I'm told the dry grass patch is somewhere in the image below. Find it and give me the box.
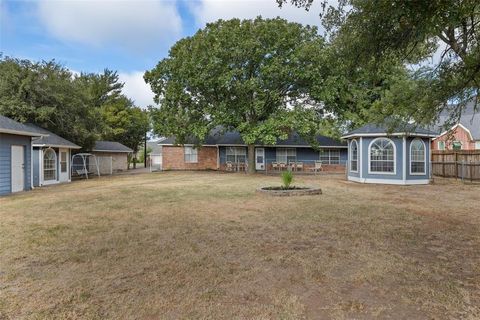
[1,172,479,319]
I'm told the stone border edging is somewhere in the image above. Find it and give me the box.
[256,186,322,196]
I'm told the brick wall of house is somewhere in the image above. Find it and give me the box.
[432,125,475,150]
[162,146,218,170]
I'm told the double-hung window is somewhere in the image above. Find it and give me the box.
[276,148,296,163]
[320,149,340,164]
[226,147,246,163]
[184,146,198,163]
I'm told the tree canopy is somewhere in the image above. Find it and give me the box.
[145,17,343,173]
[278,0,480,125]
[0,56,149,158]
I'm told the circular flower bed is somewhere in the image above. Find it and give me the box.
[256,186,322,197]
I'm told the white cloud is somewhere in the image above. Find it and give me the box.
[119,71,156,108]
[189,0,326,30]
[37,0,182,52]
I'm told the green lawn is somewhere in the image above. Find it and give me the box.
[0,172,479,319]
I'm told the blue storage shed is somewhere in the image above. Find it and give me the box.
[0,116,45,195]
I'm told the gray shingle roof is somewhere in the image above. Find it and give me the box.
[0,115,45,137]
[147,141,162,154]
[342,122,438,138]
[159,127,346,147]
[434,101,480,140]
[24,123,81,149]
[93,141,133,153]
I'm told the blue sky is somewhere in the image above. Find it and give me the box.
[0,0,324,107]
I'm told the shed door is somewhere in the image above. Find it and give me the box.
[59,149,69,182]
[11,145,25,193]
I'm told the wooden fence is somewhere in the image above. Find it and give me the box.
[431,150,480,181]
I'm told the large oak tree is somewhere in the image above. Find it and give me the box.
[145,17,334,173]
[279,0,480,124]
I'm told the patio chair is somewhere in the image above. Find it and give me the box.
[296,162,303,172]
[272,162,278,172]
[309,161,322,174]
[279,162,287,171]
[226,161,233,171]
[310,161,322,173]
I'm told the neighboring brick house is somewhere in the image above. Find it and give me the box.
[91,141,133,173]
[432,102,480,151]
[158,128,347,172]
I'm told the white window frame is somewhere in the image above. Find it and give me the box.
[226,147,247,163]
[475,141,480,150]
[43,148,57,181]
[350,139,358,172]
[368,138,396,175]
[409,138,426,175]
[437,141,446,150]
[276,148,296,163]
[60,151,68,173]
[184,146,198,163]
[320,149,341,164]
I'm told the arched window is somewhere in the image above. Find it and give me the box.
[43,148,57,181]
[369,138,395,173]
[350,140,358,172]
[410,139,426,174]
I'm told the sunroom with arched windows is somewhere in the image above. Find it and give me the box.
[342,123,437,185]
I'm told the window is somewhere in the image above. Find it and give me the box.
[60,152,67,173]
[437,141,446,150]
[350,140,358,172]
[369,138,395,173]
[320,149,340,164]
[43,148,57,181]
[226,147,246,163]
[276,148,296,163]
[452,141,462,150]
[476,141,480,150]
[184,146,198,163]
[410,139,425,174]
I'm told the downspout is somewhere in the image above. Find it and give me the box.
[402,136,407,184]
[359,137,364,182]
[30,137,34,189]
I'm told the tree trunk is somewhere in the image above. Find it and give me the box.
[247,144,255,174]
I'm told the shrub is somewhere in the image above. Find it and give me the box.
[281,170,294,189]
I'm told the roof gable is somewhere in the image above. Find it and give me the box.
[0,115,45,137]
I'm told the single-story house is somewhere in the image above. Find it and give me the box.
[90,141,133,173]
[0,115,45,195]
[23,124,81,187]
[158,128,347,172]
[342,123,437,185]
[431,102,480,150]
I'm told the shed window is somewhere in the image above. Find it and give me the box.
[410,139,426,174]
[369,138,395,173]
[276,148,296,164]
[350,140,358,172]
[226,147,246,163]
[60,152,67,172]
[184,146,198,163]
[43,148,57,181]
[320,149,340,164]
